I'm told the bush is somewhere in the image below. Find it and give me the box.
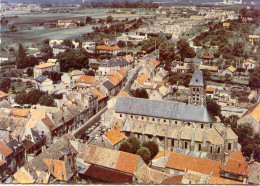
[136,147,151,164]
[142,141,159,160]
[127,136,141,154]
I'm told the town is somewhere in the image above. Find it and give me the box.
[0,0,260,184]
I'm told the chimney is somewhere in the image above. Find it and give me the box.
[50,161,54,175]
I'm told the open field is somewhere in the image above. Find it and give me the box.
[0,8,155,48]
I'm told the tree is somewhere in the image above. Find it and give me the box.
[15,90,29,105]
[62,39,75,48]
[41,45,54,60]
[86,16,92,23]
[16,43,26,69]
[206,96,221,117]
[117,40,126,48]
[106,15,114,23]
[39,94,54,107]
[28,89,44,105]
[129,88,149,99]
[177,39,196,61]
[57,48,89,72]
[234,123,255,157]
[85,70,95,76]
[43,38,50,45]
[142,141,159,160]
[127,136,141,154]
[26,67,33,76]
[119,141,132,153]
[249,65,260,89]
[0,78,11,93]
[23,56,39,67]
[136,147,151,164]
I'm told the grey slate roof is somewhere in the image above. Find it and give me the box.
[184,58,202,63]
[100,58,129,67]
[35,75,47,83]
[103,80,115,90]
[52,45,69,49]
[6,139,23,152]
[115,97,214,123]
[189,70,204,87]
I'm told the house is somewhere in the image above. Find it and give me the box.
[223,22,230,28]
[248,34,260,45]
[75,75,95,89]
[206,87,215,99]
[35,75,54,93]
[61,70,85,85]
[242,59,256,70]
[151,151,222,177]
[222,66,236,76]
[201,49,214,65]
[0,91,9,101]
[100,80,116,97]
[94,45,120,56]
[0,140,14,174]
[93,88,107,110]
[33,60,60,79]
[49,40,63,48]
[220,151,249,182]
[115,96,239,161]
[184,58,202,69]
[52,45,69,56]
[6,139,26,170]
[116,33,148,44]
[57,20,74,28]
[237,102,260,135]
[13,133,78,183]
[95,128,126,150]
[21,128,47,162]
[77,144,168,184]
[98,58,131,76]
[82,42,95,53]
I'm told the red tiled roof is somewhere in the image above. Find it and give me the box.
[221,151,249,176]
[58,20,73,23]
[116,151,139,174]
[95,45,120,51]
[106,129,126,146]
[166,153,222,177]
[0,91,9,99]
[206,87,215,93]
[74,84,88,88]
[208,176,242,184]
[0,141,13,158]
[118,68,127,77]
[93,89,105,101]
[12,108,30,118]
[77,75,95,84]
[241,102,260,122]
[161,175,183,184]
[147,58,160,67]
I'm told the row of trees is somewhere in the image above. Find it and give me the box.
[14,88,57,107]
[119,136,159,164]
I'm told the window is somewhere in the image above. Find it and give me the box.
[197,98,199,100]
[210,124,213,129]
[228,143,232,150]
[197,144,201,151]
[197,88,199,91]
[187,123,191,127]
[159,137,164,141]
[218,147,221,154]
[171,140,174,147]
[185,142,188,149]
[141,116,144,120]
[131,115,133,118]
[193,88,196,91]
[175,121,177,124]
[120,114,122,118]
[164,120,166,123]
[152,118,155,121]
[201,124,204,129]
[148,135,153,139]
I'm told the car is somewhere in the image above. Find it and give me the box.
[95,134,99,140]
[85,130,91,134]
